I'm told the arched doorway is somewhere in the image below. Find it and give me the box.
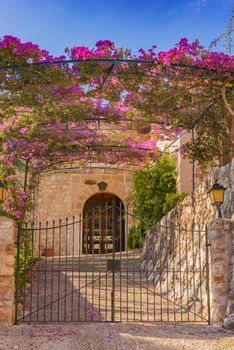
[83,193,125,254]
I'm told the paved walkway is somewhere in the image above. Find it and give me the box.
[18,251,206,323]
[7,251,231,349]
[0,323,233,350]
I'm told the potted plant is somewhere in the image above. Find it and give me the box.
[41,247,54,257]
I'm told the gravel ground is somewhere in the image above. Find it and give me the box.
[0,323,234,350]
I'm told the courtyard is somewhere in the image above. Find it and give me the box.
[17,251,207,323]
[0,2,234,350]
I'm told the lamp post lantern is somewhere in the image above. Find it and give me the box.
[208,182,226,218]
[0,182,7,202]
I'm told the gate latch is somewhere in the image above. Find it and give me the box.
[107,259,121,272]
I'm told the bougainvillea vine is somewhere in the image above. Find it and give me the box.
[0,35,233,219]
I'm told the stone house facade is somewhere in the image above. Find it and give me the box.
[32,132,205,256]
[35,134,195,219]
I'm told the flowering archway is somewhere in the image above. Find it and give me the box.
[0,36,233,220]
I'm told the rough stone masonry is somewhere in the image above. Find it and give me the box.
[141,158,234,326]
[0,217,16,326]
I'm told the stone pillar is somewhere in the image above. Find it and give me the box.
[208,218,232,324]
[0,216,16,326]
[176,132,193,193]
[223,220,234,329]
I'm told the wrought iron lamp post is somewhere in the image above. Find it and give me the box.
[0,181,7,202]
[208,182,226,218]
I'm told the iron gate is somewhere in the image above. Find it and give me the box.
[15,199,211,323]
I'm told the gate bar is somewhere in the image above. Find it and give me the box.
[15,226,21,324]
[205,225,211,325]
[111,198,116,322]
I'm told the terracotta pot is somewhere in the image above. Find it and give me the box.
[41,248,54,257]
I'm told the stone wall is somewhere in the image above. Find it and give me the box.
[214,158,234,219]
[141,185,215,321]
[141,158,234,324]
[0,217,16,326]
[224,220,234,328]
[214,159,234,327]
[208,219,233,324]
[36,167,133,222]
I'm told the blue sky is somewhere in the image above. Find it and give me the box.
[0,0,233,55]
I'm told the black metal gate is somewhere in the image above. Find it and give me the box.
[15,199,211,323]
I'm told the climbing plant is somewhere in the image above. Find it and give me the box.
[128,155,187,248]
[0,36,233,220]
[132,154,177,223]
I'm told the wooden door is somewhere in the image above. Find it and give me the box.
[83,193,125,254]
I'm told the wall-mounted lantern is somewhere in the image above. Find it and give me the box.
[208,182,226,218]
[0,181,7,202]
[98,181,107,191]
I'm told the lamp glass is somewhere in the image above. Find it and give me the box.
[209,189,215,204]
[0,185,6,202]
[212,189,225,205]
[208,183,225,206]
